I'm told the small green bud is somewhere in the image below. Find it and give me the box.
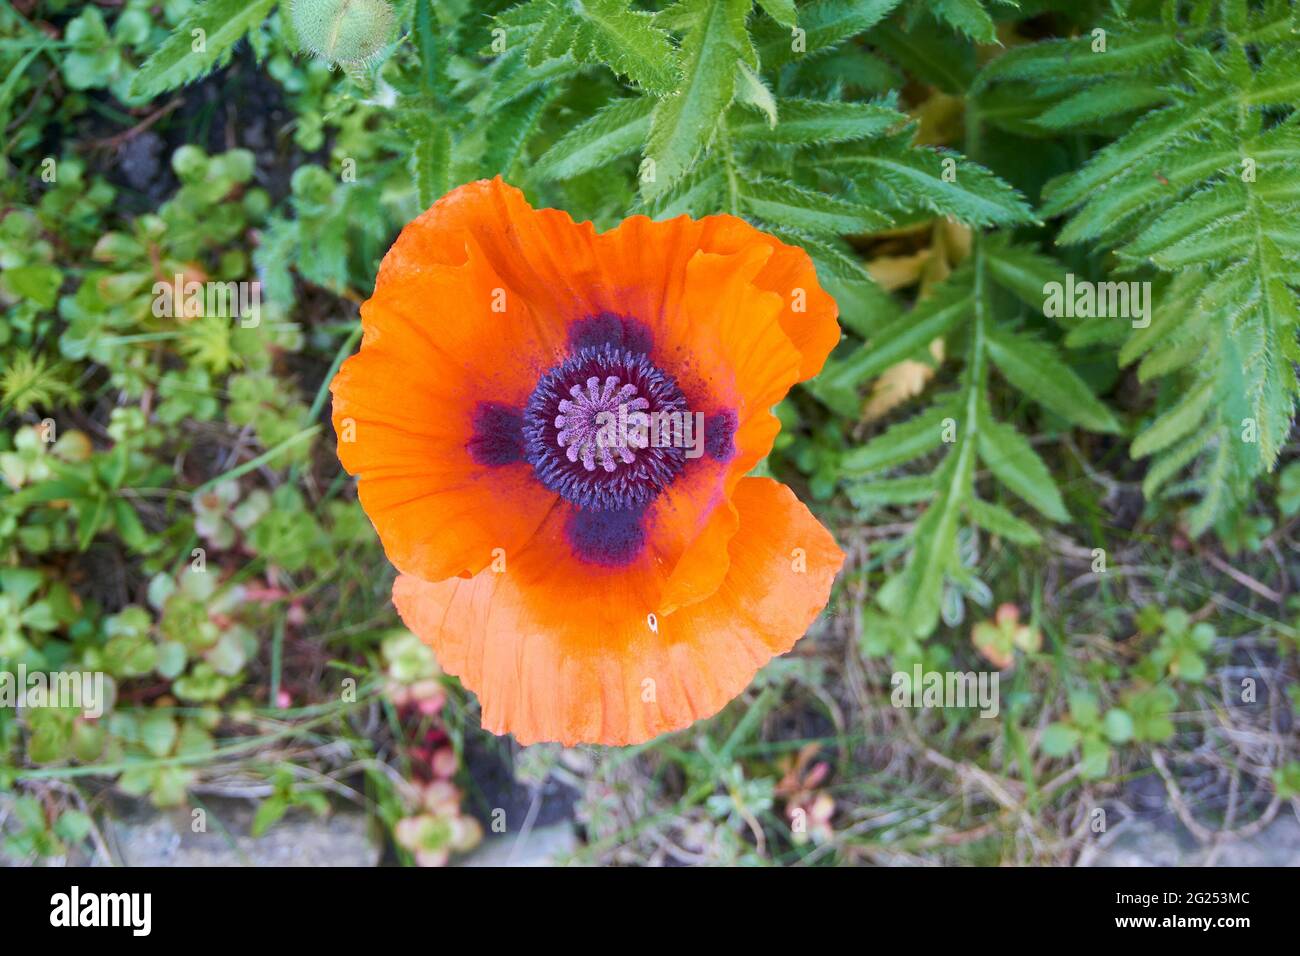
[291,0,395,66]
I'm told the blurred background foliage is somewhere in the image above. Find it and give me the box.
[0,0,1297,865]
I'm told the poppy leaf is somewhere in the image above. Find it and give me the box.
[968,497,1041,546]
[984,325,1122,433]
[532,96,655,182]
[739,177,892,235]
[130,0,278,98]
[643,0,750,200]
[735,97,902,150]
[758,0,904,69]
[976,413,1070,522]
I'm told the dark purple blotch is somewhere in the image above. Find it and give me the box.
[467,402,525,466]
[568,312,654,356]
[704,410,737,462]
[565,505,646,567]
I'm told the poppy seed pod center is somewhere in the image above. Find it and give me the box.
[555,375,650,472]
[524,343,688,511]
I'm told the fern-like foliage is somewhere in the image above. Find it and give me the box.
[901,0,1019,45]
[130,0,279,98]
[496,0,681,94]
[477,0,1033,356]
[841,237,1117,637]
[978,0,1300,533]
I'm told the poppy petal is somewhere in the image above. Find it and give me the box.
[591,212,841,383]
[697,216,842,382]
[393,477,844,746]
[331,201,570,581]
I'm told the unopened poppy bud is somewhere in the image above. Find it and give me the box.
[291,0,395,66]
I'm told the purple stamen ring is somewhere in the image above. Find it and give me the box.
[524,343,688,511]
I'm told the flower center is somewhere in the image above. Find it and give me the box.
[524,344,688,510]
[555,375,650,472]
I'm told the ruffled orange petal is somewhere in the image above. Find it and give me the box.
[580,213,811,610]
[330,189,580,581]
[696,216,842,382]
[590,211,841,383]
[649,244,800,610]
[393,478,844,746]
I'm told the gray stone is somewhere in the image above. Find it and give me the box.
[457,823,578,867]
[1086,814,1300,866]
[102,795,382,867]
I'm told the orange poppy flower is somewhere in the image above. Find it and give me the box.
[330,178,845,746]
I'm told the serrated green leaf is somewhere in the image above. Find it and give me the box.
[642,0,749,200]
[534,96,654,181]
[731,97,903,144]
[1034,79,1171,131]
[739,177,890,235]
[985,326,1121,433]
[756,0,798,28]
[761,0,904,68]
[130,0,278,98]
[928,0,999,45]
[898,428,975,635]
[570,0,681,93]
[841,401,957,474]
[982,238,1067,311]
[833,134,1036,227]
[969,497,1042,545]
[411,123,452,207]
[845,474,935,507]
[1131,380,1215,459]
[977,412,1069,521]
[822,279,971,390]
[734,60,778,127]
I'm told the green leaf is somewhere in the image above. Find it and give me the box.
[252,796,289,837]
[409,121,451,207]
[642,0,749,200]
[832,133,1036,227]
[976,22,1181,89]
[1041,93,1229,219]
[130,0,278,98]
[760,0,904,68]
[984,326,1121,433]
[730,97,903,145]
[3,264,63,309]
[482,86,554,177]
[841,401,956,474]
[568,0,681,93]
[822,280,970,390]
[756,0,797,29]
[845,474,935,507]
[897,432,974,635]
[928,0,999,45]
[1131,380,1214,459]
[1040,723,1080,757]
[140,712,178,758]
[1102,708,1135,744]
[734,60,778,127]
[533,95,654,181]
[1034,79,1171,131]
[739,177,890,235]
[968,497,1041,545]
[977,413,1069,521]
[981,238,1067,311]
